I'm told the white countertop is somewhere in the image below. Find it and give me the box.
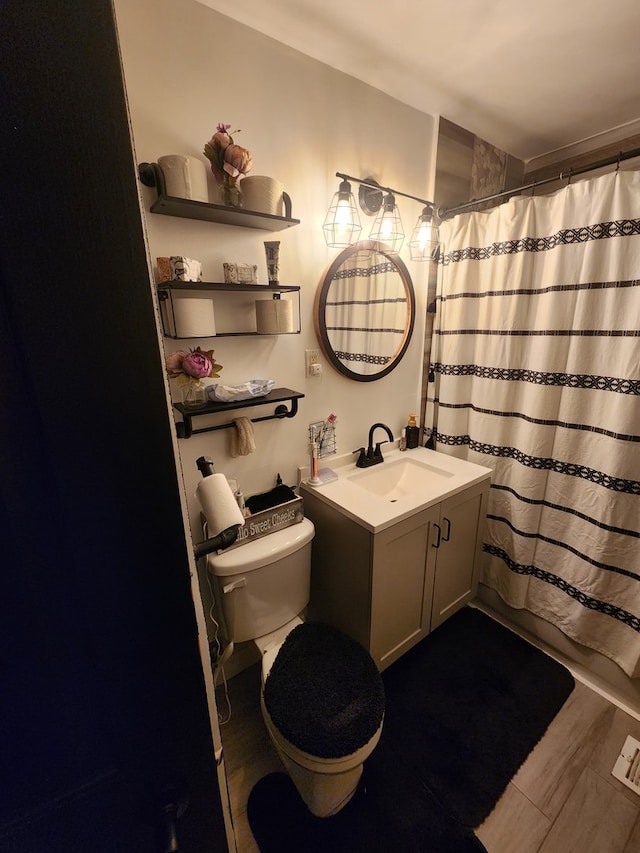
[300,445,492,533]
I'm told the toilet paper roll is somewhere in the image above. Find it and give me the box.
[196,473,245,538]
[158,154,209,202]
[173,294,216,337]
[255,298,294,334]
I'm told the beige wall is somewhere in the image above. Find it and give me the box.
[114,0,436,532]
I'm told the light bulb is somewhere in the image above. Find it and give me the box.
[409,206,440,261]
[335,197,355,233]
[369,193,404,252]
[323,179,362,248]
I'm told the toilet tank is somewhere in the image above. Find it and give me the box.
[207,518,315,643]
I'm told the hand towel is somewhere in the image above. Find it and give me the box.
[231,416,256,457]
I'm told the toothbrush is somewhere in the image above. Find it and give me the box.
[317,413,337,451]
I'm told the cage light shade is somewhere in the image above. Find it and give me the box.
[408,206,441,261]
[368,193,404,252]
[323,179,362,248]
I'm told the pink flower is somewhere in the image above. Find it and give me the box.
[182,350,213,379]
[223,143,253,179]
[210,130,232,152]
[203,122,252,184]
[166,349,187,377]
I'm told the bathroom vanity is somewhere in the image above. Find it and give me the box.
[301,447,491,671]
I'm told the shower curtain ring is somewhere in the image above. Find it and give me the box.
[616,151,622,171]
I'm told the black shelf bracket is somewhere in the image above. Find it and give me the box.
[173,387,304,439]
[139,161,167,194]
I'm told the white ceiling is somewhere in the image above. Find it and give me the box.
[198,0,640,163]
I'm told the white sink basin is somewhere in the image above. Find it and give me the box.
[301,446,492,533]
[347,457,453,501]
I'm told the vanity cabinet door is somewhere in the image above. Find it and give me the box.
[430,480,489,630]
[370,507,439,669]
[303,476,490,672]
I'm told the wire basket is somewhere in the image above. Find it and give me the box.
[309,421,337,459]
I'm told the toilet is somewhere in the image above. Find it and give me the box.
[207,518,385,817]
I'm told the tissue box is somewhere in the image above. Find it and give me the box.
[223,262,258,284]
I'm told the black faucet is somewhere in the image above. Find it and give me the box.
[353,422,394,468]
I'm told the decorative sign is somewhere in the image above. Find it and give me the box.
[206,497,304,552]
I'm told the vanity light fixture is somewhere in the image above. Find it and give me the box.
[408,204,441,262]
[324,172,440,260]
[369,192,405,253]
[322,178,362,248]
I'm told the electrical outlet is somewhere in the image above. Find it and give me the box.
[297,465,310,485]
[305,348,321,377]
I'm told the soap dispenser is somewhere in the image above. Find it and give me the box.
[406,414,420,449]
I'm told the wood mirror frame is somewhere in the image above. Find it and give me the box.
[314,241,416,381]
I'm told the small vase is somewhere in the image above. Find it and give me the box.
[217,175,243,208]
[181,381,207,409]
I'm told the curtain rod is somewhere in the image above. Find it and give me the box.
[438,145,640,219]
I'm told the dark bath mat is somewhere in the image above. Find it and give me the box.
[247,606,575,851]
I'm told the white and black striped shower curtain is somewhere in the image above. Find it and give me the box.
[432,169,640,677]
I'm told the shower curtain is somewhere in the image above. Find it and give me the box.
[432,169,640,678]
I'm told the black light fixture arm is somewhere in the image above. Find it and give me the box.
[335,172,434,211]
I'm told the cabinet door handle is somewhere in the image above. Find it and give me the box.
[432,523,442,549]
[442,517,451,542]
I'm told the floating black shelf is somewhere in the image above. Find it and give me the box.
[157,281,301,338]
[173,387,305,439]
[158,281,300,293]
[138,162,300,231]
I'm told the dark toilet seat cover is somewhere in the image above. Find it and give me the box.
[263,622,385,759]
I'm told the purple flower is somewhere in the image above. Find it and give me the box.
[182,350,212,379]
[166,347,223,387]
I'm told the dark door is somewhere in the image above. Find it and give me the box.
[0,2,228,850]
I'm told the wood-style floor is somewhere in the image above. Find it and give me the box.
[217,651,640,853]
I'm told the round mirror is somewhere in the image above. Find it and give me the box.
[314,241,416,381]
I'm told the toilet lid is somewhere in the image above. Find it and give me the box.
[262,622,385,759]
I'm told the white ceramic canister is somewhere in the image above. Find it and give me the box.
[240,175,284,215]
